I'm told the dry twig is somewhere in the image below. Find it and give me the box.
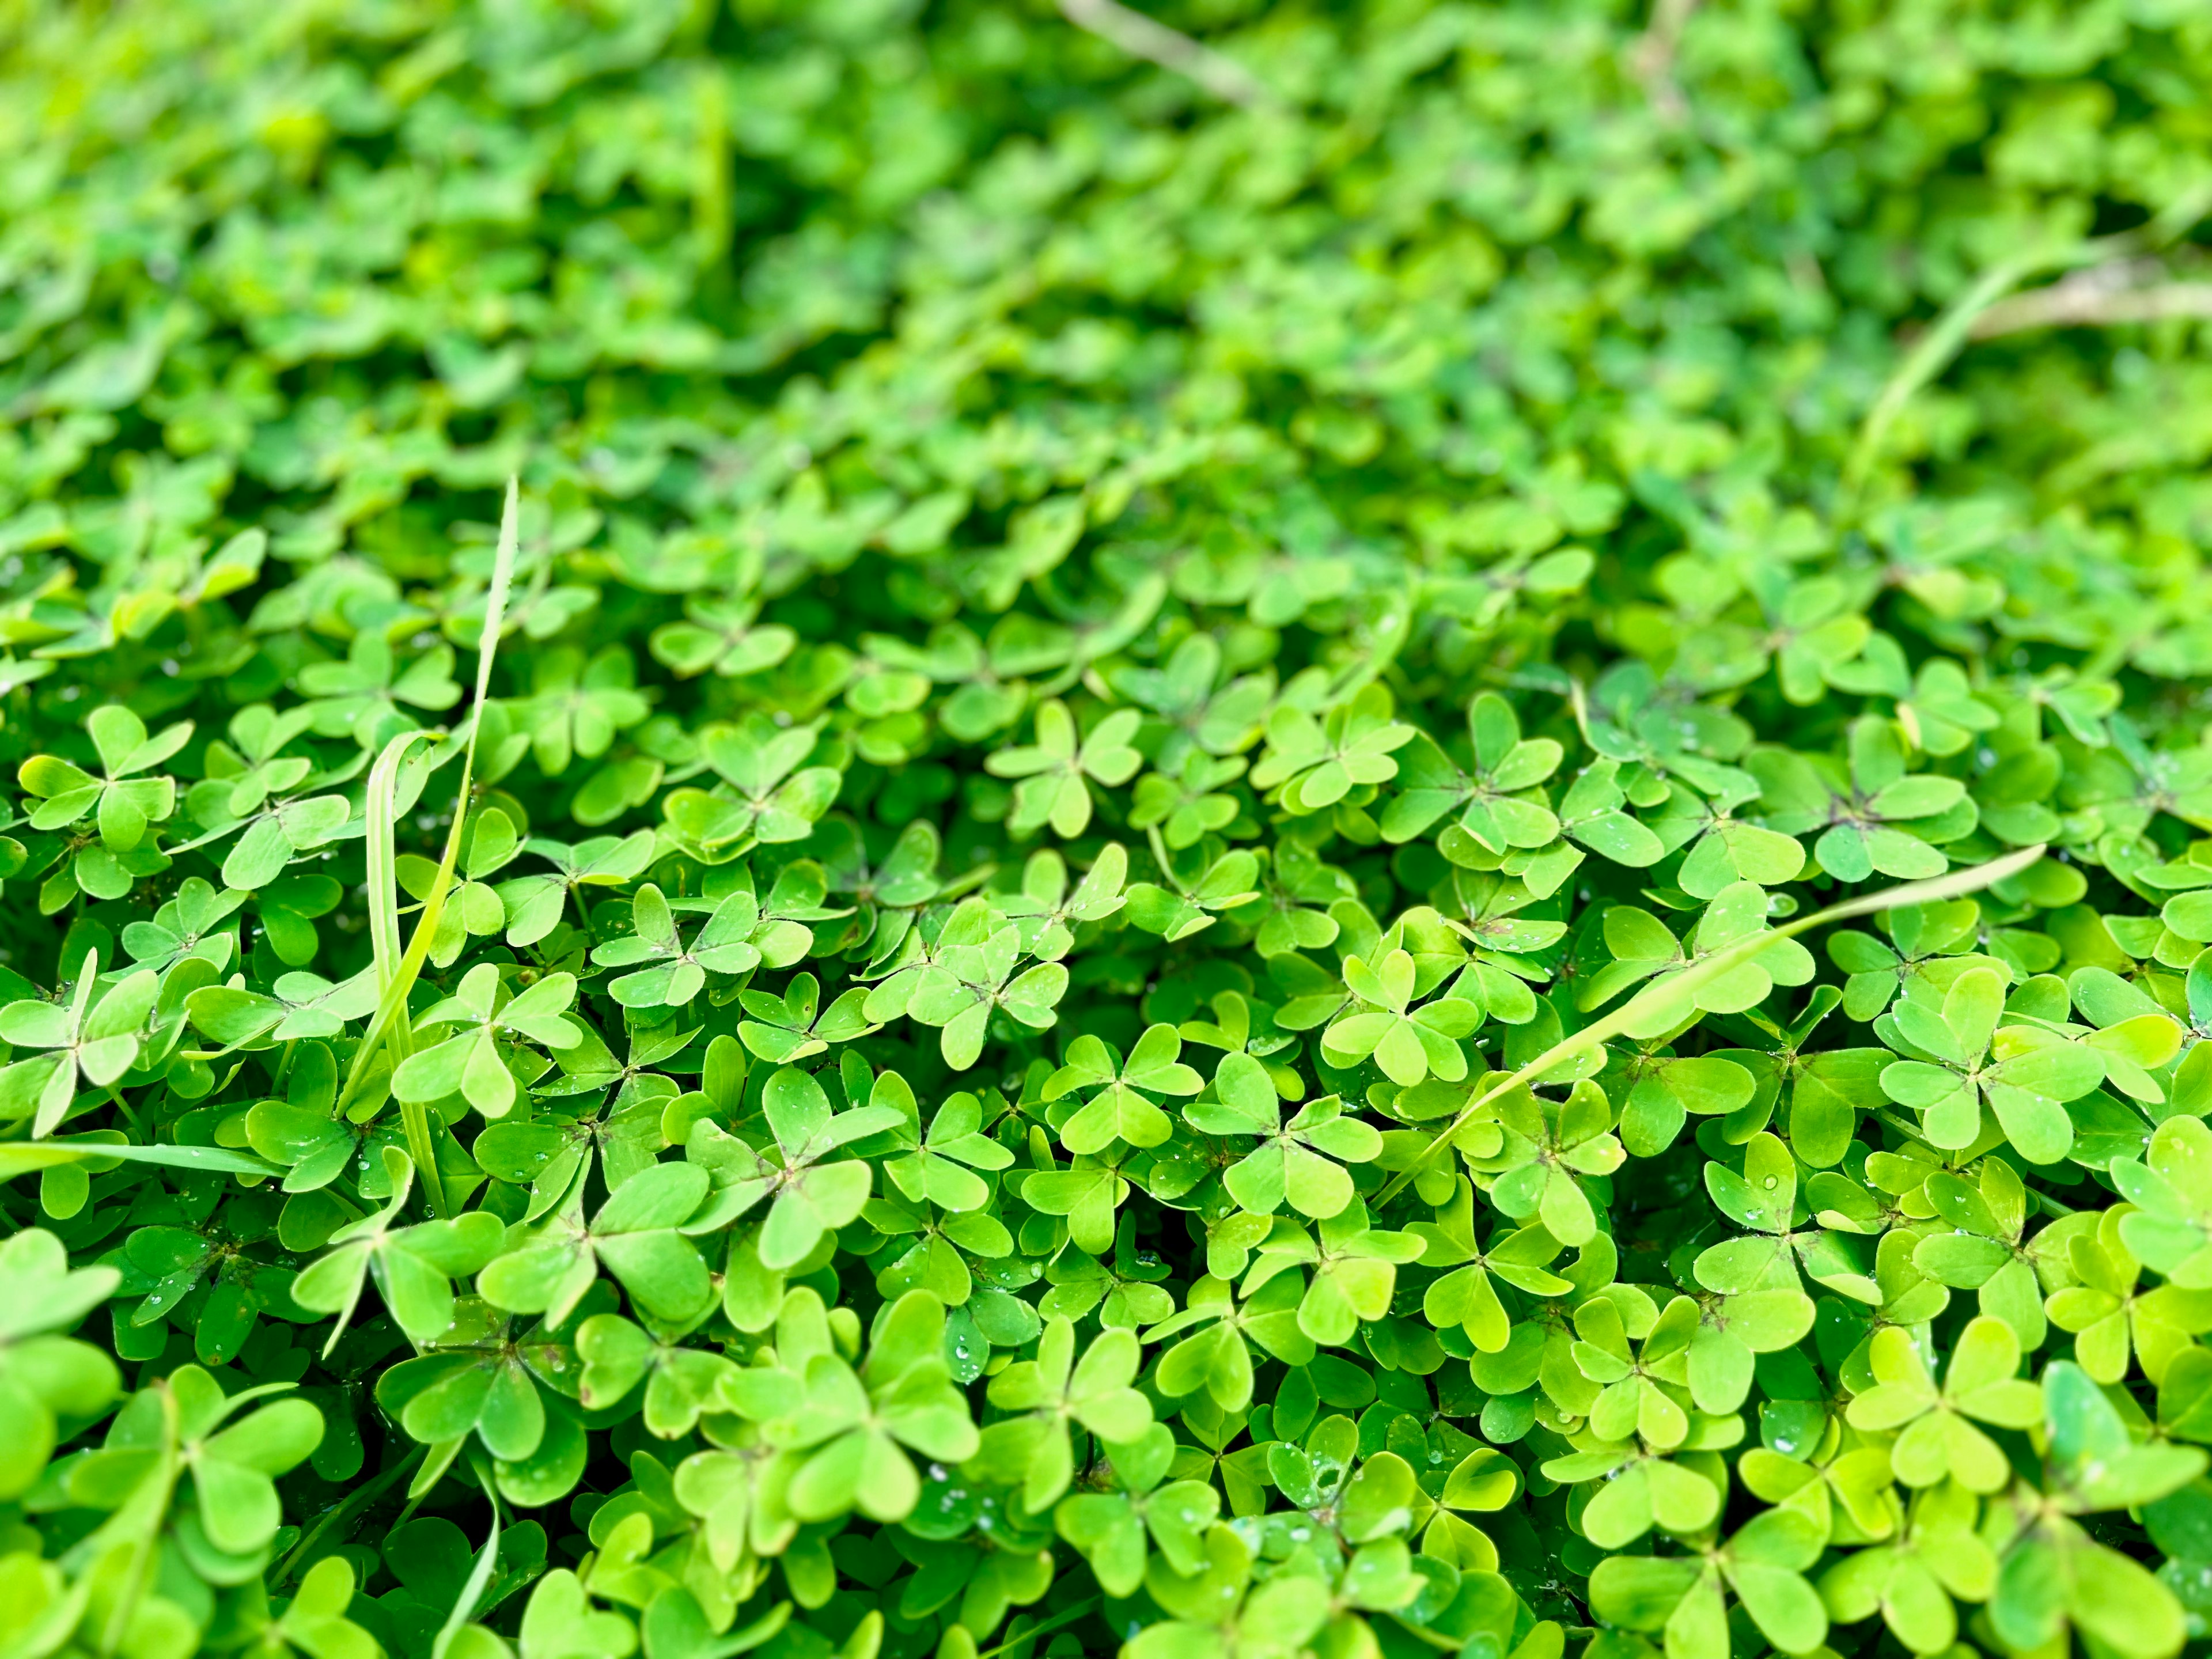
[1971,259,2212,336]
[1628,0,1700,124]
[1058,0,1276,108]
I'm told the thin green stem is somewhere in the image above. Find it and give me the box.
[272,1443,425,1585]
[430,1457,504,1659]
[976,1596,1101,1658]
[1145,824,1187,895]
[93,1374,182,1657]
[1874,1108,1934,1148]
[1373,842,2048,1207]
[100,1082,142,1135]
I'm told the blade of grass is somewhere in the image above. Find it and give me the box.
[271,1444,425,1586]
[335,478,520,1214]
[429,1461,502,1659]
[363,726,439,1199]
[977,1598,1101,1657]
[1373,841,2049,1206]
[0,1140,281,1180]
[365,734,434,1010]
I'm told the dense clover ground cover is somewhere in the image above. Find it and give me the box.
[12,2,2212,1659]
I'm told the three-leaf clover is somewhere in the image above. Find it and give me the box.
[1319,946,1479,1086]
[392,964,585,1118]
[1844,1316,2043,1491]
[1750,717,1968,881]
[684,1065,903,1268]
[972,1315,1153,1512]
[590,883,764,1007]
[1185,1052,1380,1218]
[984,699,1143,839]
[0,952,156,1136]
[1876,967,2101,1164]
[19,703,191,849]
[1044,1023,1203,1154]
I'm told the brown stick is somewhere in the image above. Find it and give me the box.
[1971,259,2212,336]
[1057,0,1276,108]
[1628,0,1700,124]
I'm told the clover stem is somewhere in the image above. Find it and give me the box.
[93,1373,182,1657]
[1874,1109,1933,1149]
[1145,823,1187,895]
[975,1594,1103,1658]
[271,1442,426,1586]
[100,1082,142,1135]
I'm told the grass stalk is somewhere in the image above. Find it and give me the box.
[1373,841,2049,1206]
[336,478,520,1215]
